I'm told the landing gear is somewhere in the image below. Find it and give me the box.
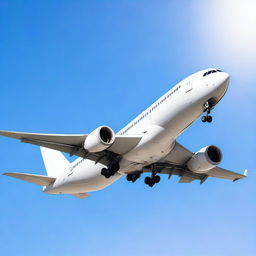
[201,115,212,123]
[101,162,120,179]
[126,172,142,183]
[144,174,161,187]
[201,101,213,123]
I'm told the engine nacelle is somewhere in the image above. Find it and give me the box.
[187,145,222,173]
[84,126,115,152]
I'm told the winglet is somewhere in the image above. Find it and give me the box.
[233,169,248,182]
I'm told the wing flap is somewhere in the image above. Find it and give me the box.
[3,172,56,186]
[179,175,196,183]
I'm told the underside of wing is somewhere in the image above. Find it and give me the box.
[142,162,246,184]
[142,141,246,184]
[207,167,247,181]
[3,172,56,186]
[0,130,87,145]
[162,141,193,165]
[0,130,142,165]
[142,163,203,183]
[0,130,87,157]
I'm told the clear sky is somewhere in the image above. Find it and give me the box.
[0,1,255,255]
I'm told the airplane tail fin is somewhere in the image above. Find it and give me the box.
[40,147,70,177]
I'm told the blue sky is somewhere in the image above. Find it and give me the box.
[0,1,255,255]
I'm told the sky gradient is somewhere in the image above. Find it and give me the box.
[0,1,255,255]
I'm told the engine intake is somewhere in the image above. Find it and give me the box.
[84,126,115,152]
[187,145,222,173]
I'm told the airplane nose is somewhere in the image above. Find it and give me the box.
[222,72,230,83]
[221,72,230,88]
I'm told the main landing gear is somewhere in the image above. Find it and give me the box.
[101,162,120,179]
[201,101,213,123]
[144,172,161,187]
[126,170,161,187]
[126,172,142,183]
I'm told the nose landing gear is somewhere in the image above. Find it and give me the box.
[201,115,212,123]
[201,101,213,123]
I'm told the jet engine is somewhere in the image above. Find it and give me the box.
[84,126,115,152]
[186,145,222,173]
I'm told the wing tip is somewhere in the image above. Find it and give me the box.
[233,169,248,182]
[3,172,12,176]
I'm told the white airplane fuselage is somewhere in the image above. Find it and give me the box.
[44,69,230,195]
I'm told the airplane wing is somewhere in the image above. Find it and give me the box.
[207,167,247,181]
[3,172,56,186]
[0,130,142,165]
[142,141,247,183]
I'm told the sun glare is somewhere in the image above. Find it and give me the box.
[220,0,256,50]
[195,0,256,62]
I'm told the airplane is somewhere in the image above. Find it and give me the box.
[1,68,247,199]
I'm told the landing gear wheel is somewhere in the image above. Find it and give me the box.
[201,116,207,123]
[132,173,140,183]
[101,168,112,179]
[207,115,213,123]
[126,174,133,182]
[105,171,111,179]
[202,100,214,123]
[110,162,120,172]
[154,175,160,183]
[144,177,151,185]
[101,168,107,176]
[102,161,120,179]
[148,179,155,187]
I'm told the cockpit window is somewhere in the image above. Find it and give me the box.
[203,69,223,77]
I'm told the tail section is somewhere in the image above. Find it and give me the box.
[40,147,70,177]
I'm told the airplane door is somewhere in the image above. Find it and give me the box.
[185,80,193,93]
[184,80,195,114]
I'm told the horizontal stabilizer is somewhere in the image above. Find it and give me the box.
[3,172,56,186]
[70,193,89,199]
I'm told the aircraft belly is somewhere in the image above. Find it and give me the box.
[46,159,122,194]
[121,129,175,166]
[121,99,201,166]
[50,174,121,194]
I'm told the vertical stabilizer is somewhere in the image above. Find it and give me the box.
[40,147,70,177]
